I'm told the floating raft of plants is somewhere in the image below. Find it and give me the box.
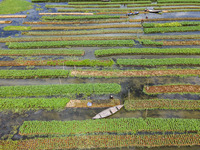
[19,118,200,136]
[0,21,12,24]
[124,99,200,110]
[0,59,114,67]
[144,84,200,95]
[1,134,200,149]
[0,83,121,97]
[7,40,135,49]
[0,98,70,112]
[0,15,27,18]
[130,17,200,22]
[70,69,200,78]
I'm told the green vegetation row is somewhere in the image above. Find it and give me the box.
[0,69,69,79]
[0,49,84,56]
[8,40,135,49]
[19,118,200,136]
[95,48,200,56]
[22,29,143,36]
[69,1,152,5]
[143,21,200,28]
[144,26,200,33]
[140,34,200,40]
[168,9,200,12]
[127,3,200,7]
[158,0,200,3]
[0,83,121,97]
[154,6,200,10]
[0,97,70,112]
[124,99,200,110]
[45,4,121,8]
[117,58,200,66]
[0,59,114,67]
[42,15,121,21]
[3,134,199,149]
[0,0,33,15]
[33,0,151,3]
[138,39,163,46]
[0,36,137,43]
[57,8,144,12]
[4,24,141,31]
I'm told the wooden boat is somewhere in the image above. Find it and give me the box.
[92,104,124,119]
[145,9,162,13]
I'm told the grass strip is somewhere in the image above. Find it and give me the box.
[0,49,84,56]
[0,69,69,79]
[70,69,200,78]
[0,83,121,98]
[143,21,200,28]
[0,59,114,67]
[130,18,200,22]
[140,34,200,40]
[0,98,70,112]
[2,134,199,149]
[8,40,135,49]
[158,0,200,3]
[117,58,200,66]
[46,5,121,8]
[127,3,200,7]
[4,24,141,31]
[19,118,200,136]
[144,26,200,33]
[124,99,200,110]
[69,1,152,5]
[41,15,121,20]
[22,29,143,36]
[0,0,33,14]
[0,36,137,43]
[95,48,200,56]
[144,84,200,95]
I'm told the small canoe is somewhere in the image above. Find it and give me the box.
[92,104,124,119]
[148,10,162,13]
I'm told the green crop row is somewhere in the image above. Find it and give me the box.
[0,83,121,97]
[4,26,31,31]
[138,39,163,46]
[158,0,200,3]
[143,21,200,28]
[58,8,144,12]
[41,15,121,21]
[169,9,200,12]
[124,99,200,110]
[127,3,200,7]
[0,69,69,79]
[69,1,151,5]
[45,5,121,8]
[8,40,135,49]
[154,6,200,10]
[117,58,200,66]
[22,29,143,36]
[143,26,200,33]
[140,34,200,40]
[19,117,200,136]
[3,134,199,149]
[0,49,84,56]
[0,97,70,112]
[0,59,114,67]
[95,48,200,56]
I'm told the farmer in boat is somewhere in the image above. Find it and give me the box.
[141,19,144,24]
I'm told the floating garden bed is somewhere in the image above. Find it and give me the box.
[144,84,200,95]
[45,4,121,8]
[0,49,85,56]
[124,99,200,110]
[117,58,200,67]
[58,8,145,12]
[127,3,200,7]
[95,48,200,56]
[2,134,199,149]
[0,36,136,43]
[0,97,70,112]
[66,99,120,108]
[70,69,200,78]
[0,21,12,24]
[0,15,27,18]
[158,0,200,3]
[22,30,142,36]
[0,69,69,79]
[19,118,200,136]
[69,1,152,5]
[8,40,135,49]
[4,24,141,31]
[130,17,200,22]
[140,34,200,40]
[0,59,114,67]
[0,83,121,97]
[163,40,200,46]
